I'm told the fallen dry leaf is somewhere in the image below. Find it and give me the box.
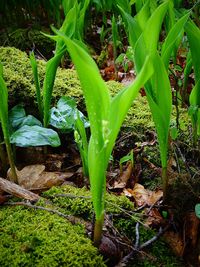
[7,165,73,190]
[109,162,133,189]
[164,231,185,257]
[127,183,163,206]
[144,208,164,227]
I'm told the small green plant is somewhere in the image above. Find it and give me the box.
[7,105,60,148]
[54,31,153,246]
[0,63,18,183]
[185,20,200,147]
[120,1,190,198]
[49,96,89,177]
[30,0,90,128]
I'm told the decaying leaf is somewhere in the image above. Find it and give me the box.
[7,165,73,190]
[109,162,133,189]
[164,231,185,257]
[144,208,164,227]
[126,183,163,206]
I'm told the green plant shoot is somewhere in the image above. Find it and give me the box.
[0,63,18,183]
[134,1,172,199]
[185,21,200,147]
[55,32,154,246]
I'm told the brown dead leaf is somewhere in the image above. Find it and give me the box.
[164,231,184,257]
[128,183,163,206]
[109,162,133,189]
[144,208,164,227]
[7,165,73,190]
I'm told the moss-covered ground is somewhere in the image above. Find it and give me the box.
[0,185,184,266]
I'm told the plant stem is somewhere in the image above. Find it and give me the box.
[93,213,104,247]
[162,167,168,201]
[5,138,18,183]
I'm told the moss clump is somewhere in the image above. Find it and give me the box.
[42,185,134,219]
[0,204,105,267]
[0,47,121,109]
[0,46,191,135]
[0,28,55,58]
[0,46,83,108]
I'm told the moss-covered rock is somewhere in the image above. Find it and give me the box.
[0,205,105,267]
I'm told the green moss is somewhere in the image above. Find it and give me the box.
[0,205,105,267]
[42,185,183,267]
[0,28,55,57]
[0,46,191,135]
[0,46,83,108]
[42,185,134,219]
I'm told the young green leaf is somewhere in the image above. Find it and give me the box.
[161,12,190,69]
[29,51,43,119]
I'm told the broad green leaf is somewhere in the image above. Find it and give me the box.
[185,21,200,81]
[9,105,42,131]
[161,12,190,69]
[146,53,172,168]
[49,96,89,131]
[10,125,60,147]
[57,96,76,113]
[119,150,134,166]
[9,105,26,129]
[195,204,200,219]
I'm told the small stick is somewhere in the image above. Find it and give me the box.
[135,222,140,249]
[116,224,170,266]
[0,177,39,202]
[139,225,169,250]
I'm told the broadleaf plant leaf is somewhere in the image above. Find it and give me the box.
[10,125,61,147]
[49,96,89,132]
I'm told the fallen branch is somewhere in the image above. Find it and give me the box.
[0,177,39,202]
[115,224,170,266]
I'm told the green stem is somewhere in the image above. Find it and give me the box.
[162,166,168,201]
[5,138,18,183]
[93,213,104,247]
